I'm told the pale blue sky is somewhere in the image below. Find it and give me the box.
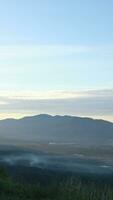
[0,0,113,121]
[0,0,113,44]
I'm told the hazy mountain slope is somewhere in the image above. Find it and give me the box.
[0,114,113,145]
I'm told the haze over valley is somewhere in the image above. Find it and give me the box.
[0,114,113,175]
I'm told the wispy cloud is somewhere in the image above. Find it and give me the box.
[0,90,87,100]
[0,44,91,61]
[0,44,112,62]
[0,89,112,100]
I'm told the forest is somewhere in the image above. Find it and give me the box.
[0,167,113,200]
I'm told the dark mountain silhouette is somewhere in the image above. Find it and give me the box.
[0,114,113,146]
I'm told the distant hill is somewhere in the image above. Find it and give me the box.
[0,114,113,146]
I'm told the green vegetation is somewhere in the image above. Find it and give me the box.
[0,168,113,200]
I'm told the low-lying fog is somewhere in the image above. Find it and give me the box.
[0,150,113,174]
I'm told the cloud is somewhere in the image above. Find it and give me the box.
[0,89,113,100]
[0,89,113,122]
[0,101,8,105]
[0,44,91,61]
[0,44,113,60]
[0,90,86,100]
[0,44,112,62]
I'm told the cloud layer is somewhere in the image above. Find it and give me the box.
[0,89,113,122]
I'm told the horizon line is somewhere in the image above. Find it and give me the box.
[0,113,112,124]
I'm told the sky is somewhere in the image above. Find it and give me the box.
[0,0,113,121]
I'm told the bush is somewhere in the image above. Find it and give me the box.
[0,168,113,200]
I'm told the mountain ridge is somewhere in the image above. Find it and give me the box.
[0,114,113,124]
[0,114,113,146]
